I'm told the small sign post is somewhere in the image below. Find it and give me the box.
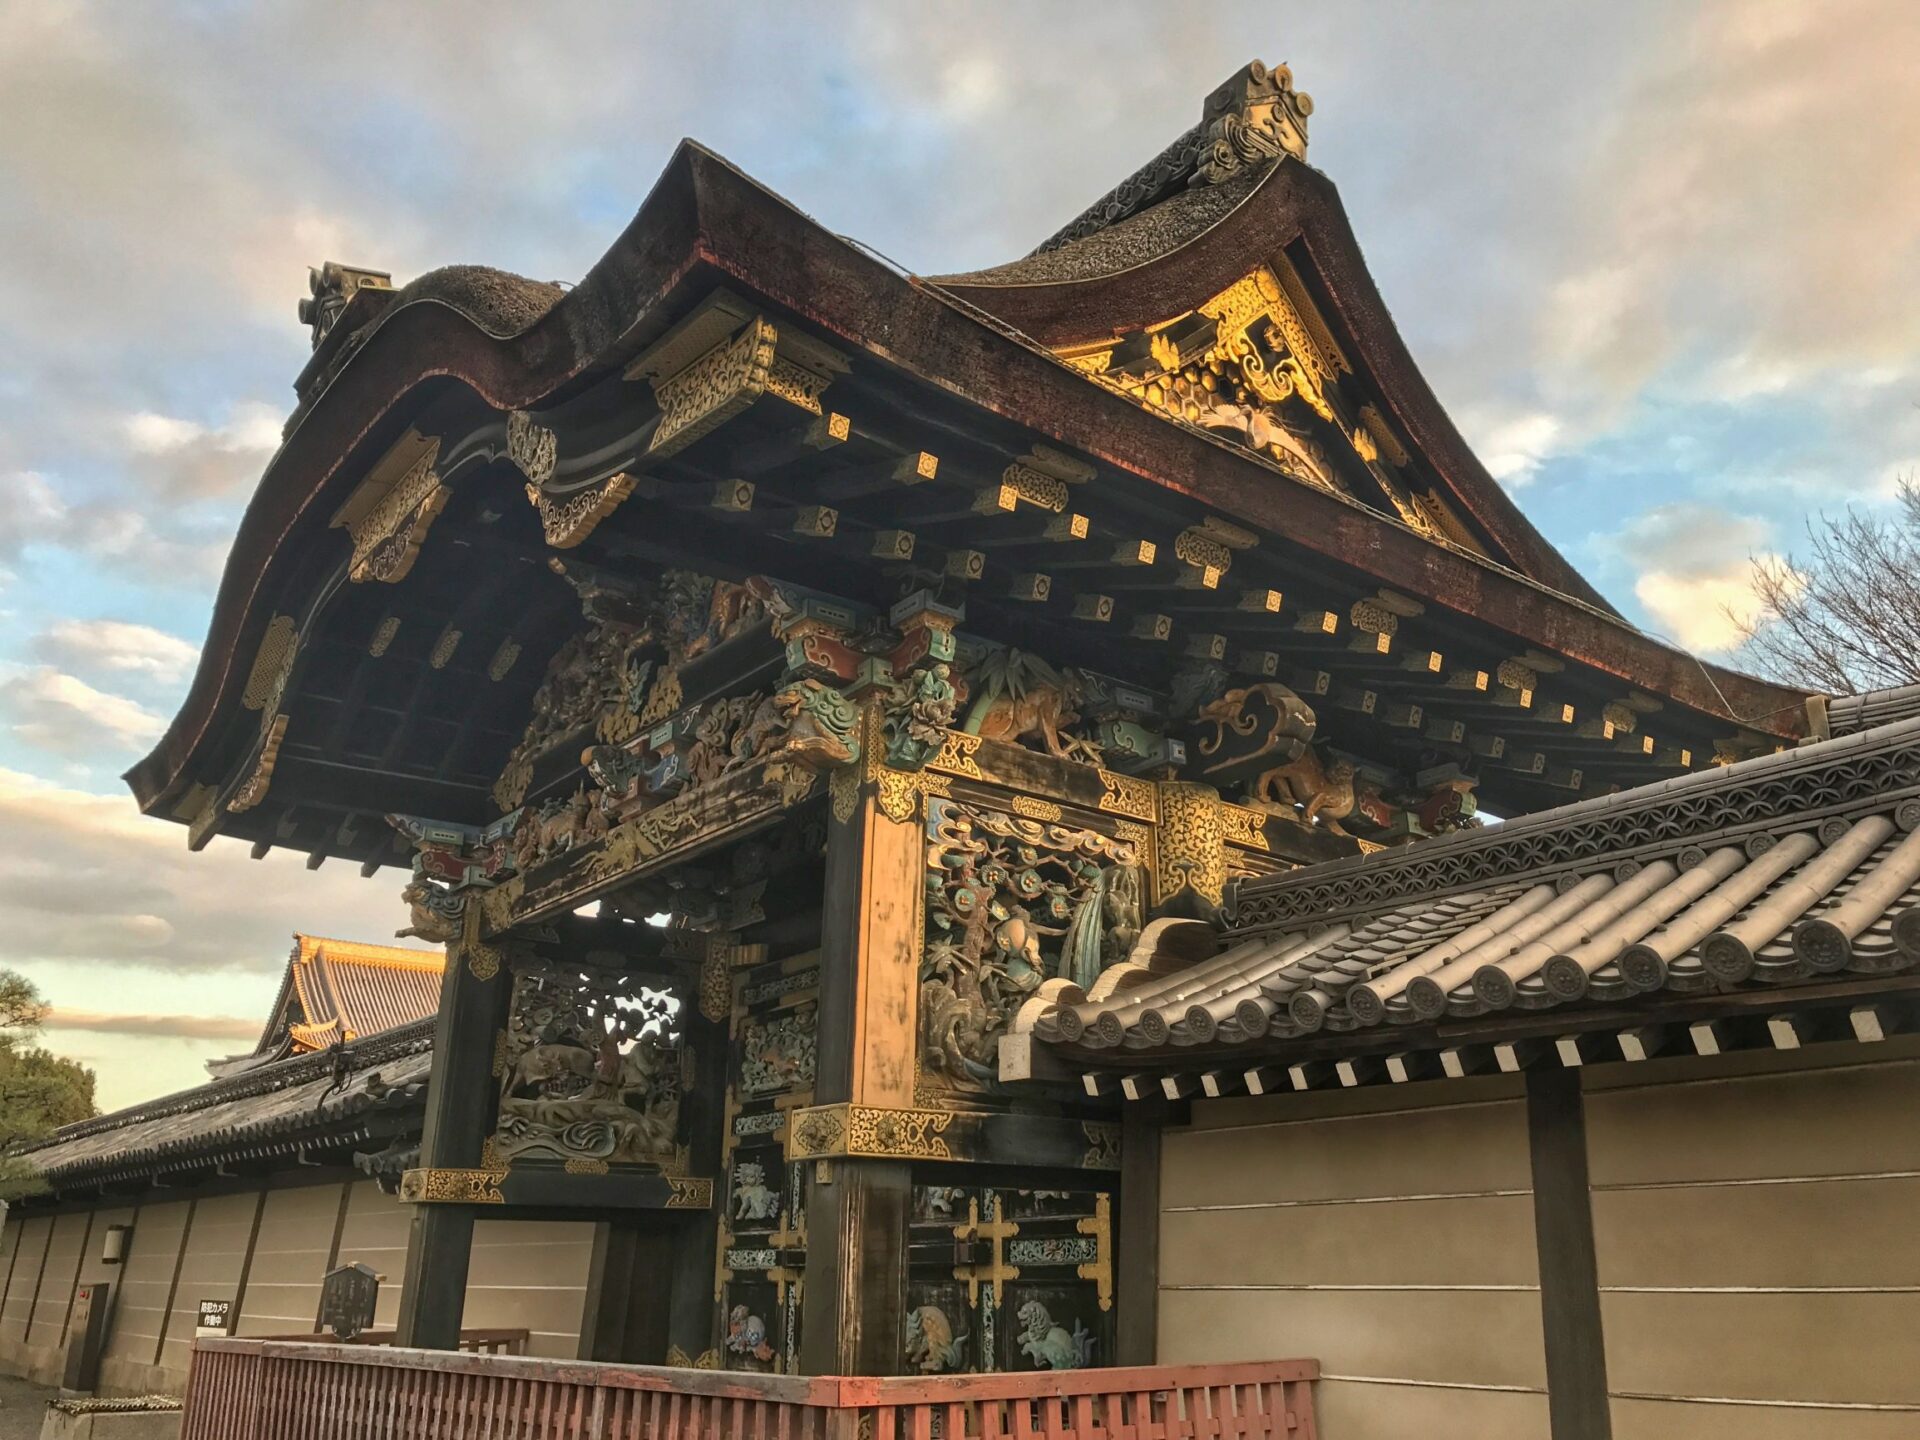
[195,1299,233,1338]
[318,1262,381,1341]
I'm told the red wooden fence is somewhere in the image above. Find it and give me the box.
[180,1339,1319,1440]
[257,1328,531,1355]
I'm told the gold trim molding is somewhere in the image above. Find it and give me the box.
[784,1103,956,1161]
[666,1176,716,1209]
[398,1166,505,1205]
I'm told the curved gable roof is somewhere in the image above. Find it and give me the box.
[932,154,1608,612]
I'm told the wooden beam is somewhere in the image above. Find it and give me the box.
[1525,1067,1612,1440]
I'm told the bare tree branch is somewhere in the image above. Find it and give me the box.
[1733,479,1920,694]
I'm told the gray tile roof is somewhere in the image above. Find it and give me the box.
[1034,704,1920,1068]
[16,1021,431,1190]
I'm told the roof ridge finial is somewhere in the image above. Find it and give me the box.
[1192,58,1313,187]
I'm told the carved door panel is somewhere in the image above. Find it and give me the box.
[717,949,819,1373]
[903,1180,1113,1375]
[996,1188,1112,1374]
[905,1183,989,1376]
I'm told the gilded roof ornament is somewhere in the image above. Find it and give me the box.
[1192,60,1312,187]
[1034,58,1313,254]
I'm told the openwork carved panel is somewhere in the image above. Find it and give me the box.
[921,798,1142,1094]
[493,961,685,1169]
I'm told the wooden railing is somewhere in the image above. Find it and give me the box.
[180,1339,1319,1440]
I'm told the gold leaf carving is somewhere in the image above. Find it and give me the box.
[1154,781,1225,907]
[526,471,636,549]
[765,355,829,413]
[785,1103,956,1160]
[506,410,557,485]
[345,442,446,584]
[1096,770,1157,822]
[829,764,860,824]
[368,617,400,657]
[226,712,288,814]
[241,616,299,713]
[927,730,984,779]
[648,318,777,459]
[1010,796,1063,821]
[1217,800,1270,852]
[666,1177,715,1209]
[398,1167,505,1205]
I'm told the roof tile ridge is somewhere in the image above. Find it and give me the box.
[23,1018,435,1150]
[1227,713,1920,930]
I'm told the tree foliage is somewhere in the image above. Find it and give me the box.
[1736,480,1920,695]
[0,969,98,1198]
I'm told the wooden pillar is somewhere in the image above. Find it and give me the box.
[395,913,509,1350]
[1525,1066,1612,1440]
[799,774,921,1374]
[1114,1102,1164,1365]
[665,983,728,1362]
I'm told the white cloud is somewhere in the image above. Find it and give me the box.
[1463,410,1564,488]
[0,471,67,559]
[67,504,232,586]
[34,618,200,685]
[1633,569,1768,653]
[120,401,283,498]
[5,667,166,756]
[1608,502,1780,654]
[44,1008,262,1042]
[0,766,411,974]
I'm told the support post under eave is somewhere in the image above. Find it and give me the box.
[798,766,920,1375]
[395,911,510,1350]
[1525,1066,1612,1440]
[1114,1101,1165,1365]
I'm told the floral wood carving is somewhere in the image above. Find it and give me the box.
[922,797,1142,1093]
[647,317,778,459]
[506,410,558,486]
[527,472,637,550]
[346,441,447,584]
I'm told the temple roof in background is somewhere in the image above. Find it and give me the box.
[6,933,440,1196]
[208,934,442,1078]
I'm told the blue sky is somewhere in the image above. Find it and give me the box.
[3,0,1916,1109]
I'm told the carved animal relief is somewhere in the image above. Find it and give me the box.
[493,963,684,1169]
